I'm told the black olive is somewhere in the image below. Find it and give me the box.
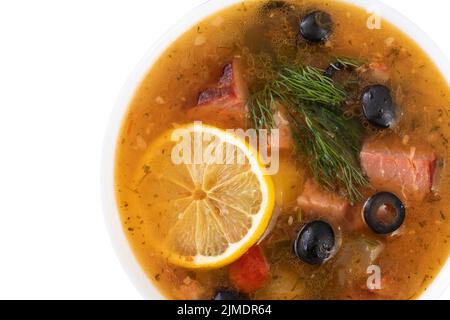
[363,192,406,235]
[362,85,396,128]
[300,11,333,43]
[213,290,247,300]
[294,220,335,265]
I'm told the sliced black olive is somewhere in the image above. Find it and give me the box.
[300,11,333,43]
[213,290,247,300]
[362,85,396,128]
[294,220,335,265]
[363,192,406,235]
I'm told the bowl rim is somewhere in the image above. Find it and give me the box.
[101,0,450,300]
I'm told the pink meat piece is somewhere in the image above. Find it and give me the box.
[187,59,248,128]
[266,107,295,152]
[297,179,364,232]
[360,138,436,202]
[273,109,295,151]
[358,61,390,83]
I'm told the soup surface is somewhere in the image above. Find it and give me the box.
[115,0,450,299]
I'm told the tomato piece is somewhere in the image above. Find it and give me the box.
[228,246,270,293]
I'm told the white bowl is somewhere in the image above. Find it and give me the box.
[102,0,450,300]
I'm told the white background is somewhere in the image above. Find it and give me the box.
[0,0,449,300]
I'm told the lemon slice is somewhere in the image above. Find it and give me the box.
[132,123,274,269]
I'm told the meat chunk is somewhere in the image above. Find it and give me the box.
[358,61,390,83]
[360,137,436,202]
[297,179,364,232]
[265,107,295,157]
[272,109,294,151]
[187,59,249,128]
[298,179,350,218]
[297,179,350,217]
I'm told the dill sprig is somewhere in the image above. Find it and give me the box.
[246,62,369,202]
[333,56,365,70]
[288,100,368,203]
[275,66,347,106]
[247,86,277,130]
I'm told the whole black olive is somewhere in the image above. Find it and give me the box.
[362,85,396,128]
[363,192,406,235]
[213,290,247,300]
[300,11,333,43]
[294,220,336,265]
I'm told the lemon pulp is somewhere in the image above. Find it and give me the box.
[132,124,274,269]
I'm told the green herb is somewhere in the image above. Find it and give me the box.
[248,85,277,130]
[288,100,368,202]
[333,56,366,70]
[275,66,347,106]
[247,62,369,202]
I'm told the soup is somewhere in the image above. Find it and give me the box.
[115,0,450,300]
